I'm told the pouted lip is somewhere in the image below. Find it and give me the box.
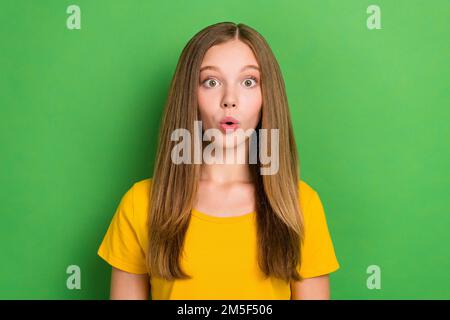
[220,116,240,125]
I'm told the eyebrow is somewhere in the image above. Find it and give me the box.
[199,64,260,73]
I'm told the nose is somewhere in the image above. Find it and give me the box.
[222,85,237,109]
[222,102,236,108]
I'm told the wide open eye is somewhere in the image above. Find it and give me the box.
[202,78,221,88]
[242,76,258,88]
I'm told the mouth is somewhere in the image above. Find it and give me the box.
[219,116,240,133]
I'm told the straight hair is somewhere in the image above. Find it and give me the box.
[147,22,304,283]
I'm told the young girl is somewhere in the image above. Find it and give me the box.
[97,22,339,300]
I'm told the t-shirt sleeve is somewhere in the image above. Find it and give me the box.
[297,190,340,278]
[97,183,148,274]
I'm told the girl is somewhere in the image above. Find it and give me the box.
[98,22,339,300]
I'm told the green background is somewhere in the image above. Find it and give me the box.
[1,0,449,299]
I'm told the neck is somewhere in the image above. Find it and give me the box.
[200,140,253,184]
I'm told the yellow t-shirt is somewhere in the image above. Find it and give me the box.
[97,178,340,299]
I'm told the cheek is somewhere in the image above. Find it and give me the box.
[197,88,206,109]
[241,90,262,124]
[242,87,262,108]
[197,89,219,127]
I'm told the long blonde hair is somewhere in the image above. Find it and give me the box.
[147,21,304,283]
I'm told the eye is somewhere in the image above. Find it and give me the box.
[242,76,258,88]
[202,77,221,88]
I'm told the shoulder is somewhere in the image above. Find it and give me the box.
[297,179,318,211]
[132,177,153,197]
[126,177,153,232]
[130,177,153,207]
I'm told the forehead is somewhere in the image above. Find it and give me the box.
[200,39,260,73]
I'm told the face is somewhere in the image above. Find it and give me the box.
[197,39,262,150]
